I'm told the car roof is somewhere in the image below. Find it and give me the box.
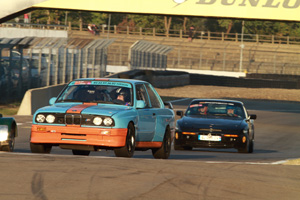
[191,99,244,105]
[72,78,148,84]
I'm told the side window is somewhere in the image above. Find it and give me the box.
[145,83,161,108]
[135,84,150,108]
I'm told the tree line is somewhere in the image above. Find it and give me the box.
[12,9,300,37]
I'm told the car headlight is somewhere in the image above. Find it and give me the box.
[46,115,55,123]
[103,117,113,126]
[36,114,46,123]
[93,117,103,126]
[243,129,248,134]
[0,125,9,141]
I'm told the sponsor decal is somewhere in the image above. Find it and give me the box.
[195,0,300,9]
[69,81,132,88]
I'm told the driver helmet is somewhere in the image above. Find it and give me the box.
[116,88,130,102]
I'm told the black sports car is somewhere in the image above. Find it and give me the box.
[175,99,257,153]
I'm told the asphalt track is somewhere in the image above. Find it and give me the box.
[1,99,300,199]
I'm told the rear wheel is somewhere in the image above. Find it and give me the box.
[152,127,171,159]
[114,123,135,158]
[72,150,90,156]
[30,143,52,154]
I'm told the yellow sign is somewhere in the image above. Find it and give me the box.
[33,0,300,21]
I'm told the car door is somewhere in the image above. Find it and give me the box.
[135,83,156,141]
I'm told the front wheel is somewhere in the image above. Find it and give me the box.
[152,127,172,159]
[238,136,252,153]
[114,123,135,158]
[30,143,52,154]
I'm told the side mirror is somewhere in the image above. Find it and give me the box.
[136,100,146,109]
[249,114,257,120]
[164,102,173,109]
[176,110,184,118]
[49,97,57,105]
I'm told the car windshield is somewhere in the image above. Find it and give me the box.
[186,101,245,118]
[56,80,133,106]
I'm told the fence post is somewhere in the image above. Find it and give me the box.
[222,32,224,41]
[68,22,72,30]
[180,29,183,38]
[153,28,156,37]
[114,25,117,34]
[256,34,259,43]
[80,20,83,31]
[208,31,211,40]
[140,27,142,36]
[235,33,238,42]
[287,36,290,45]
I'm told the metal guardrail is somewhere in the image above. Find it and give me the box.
[129,40,173,70]
[0,37,114,103]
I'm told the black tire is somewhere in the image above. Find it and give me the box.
[30,143,52,154]
[152,127,172,159]
[72,150,90,156]
[114,123,135,158]
[248,138,254,153]
[238,136,251,153]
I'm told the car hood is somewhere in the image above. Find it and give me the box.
[178,116,245,131]
[36,103,132,117]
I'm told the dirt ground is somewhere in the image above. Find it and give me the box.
[156,85,300,102]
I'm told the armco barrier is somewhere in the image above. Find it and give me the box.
[17,84,67,116]
[190,74,299,89]
[110,70,190,88]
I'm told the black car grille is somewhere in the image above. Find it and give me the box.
[37,113,95,126]
[65,114,82,125]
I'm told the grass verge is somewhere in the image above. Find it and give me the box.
[0,102,21,116]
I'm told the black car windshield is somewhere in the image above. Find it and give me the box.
[56,80,133,106]
[186,101,245,118]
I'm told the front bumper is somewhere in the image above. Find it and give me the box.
[175,131,246,149]
[31,124,128,148]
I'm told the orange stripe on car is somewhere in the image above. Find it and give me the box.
[66,103,97,114]
[136,142,162,148]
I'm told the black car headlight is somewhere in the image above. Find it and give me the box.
[243,128,249,134]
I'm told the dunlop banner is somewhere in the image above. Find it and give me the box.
[33,0,300,21]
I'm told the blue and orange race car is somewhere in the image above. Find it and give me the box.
[30,78,175,159]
